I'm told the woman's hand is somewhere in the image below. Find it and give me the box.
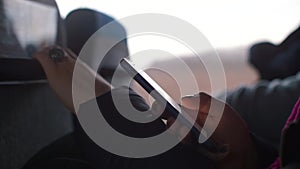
[34,46,112,113]
[152,92,257,169]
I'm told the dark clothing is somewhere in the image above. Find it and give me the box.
[249,26,300,80]
[23,87,216,169]
[251,133,278,168]
[218,72,300,149]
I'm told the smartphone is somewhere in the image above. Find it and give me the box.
[120,58,223,153]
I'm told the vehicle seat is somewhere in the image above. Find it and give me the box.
[0,1,72,169]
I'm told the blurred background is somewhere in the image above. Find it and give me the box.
[56,0,300,95]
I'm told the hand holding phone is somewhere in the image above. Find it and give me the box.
[120,58,225,153]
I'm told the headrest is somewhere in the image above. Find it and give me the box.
[65,8,129,81]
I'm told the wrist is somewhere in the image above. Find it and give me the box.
[217,133,258,169]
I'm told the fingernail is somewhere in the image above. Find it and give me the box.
[182,95,195,99]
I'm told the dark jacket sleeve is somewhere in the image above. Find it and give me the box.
[250,133,278,169]
[73,87,166,168]
[218,72,300,148]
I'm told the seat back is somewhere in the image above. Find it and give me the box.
[0,1,72,169]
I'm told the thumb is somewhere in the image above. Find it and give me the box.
[181,92,213,126]
[182,92,212,113]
